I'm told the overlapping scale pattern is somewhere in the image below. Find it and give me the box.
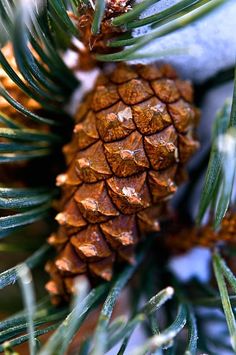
[46,63,200,304]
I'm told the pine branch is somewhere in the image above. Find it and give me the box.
[0,1,79,244]
[130,305,187,355]
[0,2,236,355]
[107,287,174,352]
[45,0,226,62]
[96,0,226,61]
[39,284,109,355]
[1,0,78,123]
[1,239,236,353]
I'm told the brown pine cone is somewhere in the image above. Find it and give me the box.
[165,212,236,255]
[46,63,200,304]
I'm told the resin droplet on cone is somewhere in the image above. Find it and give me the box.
[46,63,200,304]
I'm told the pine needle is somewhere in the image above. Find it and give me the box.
[213,252,236,352]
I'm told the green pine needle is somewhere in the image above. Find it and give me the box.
[91,0,105,34]
[90,251,146,355]
[125,0,200,29]
[197,67,236,228]
[97,0,226,61]
[39,284,109,355]
[213,252,236,352]
[185,306,198,355]
[0,244,52,290]
[131,305,187,355]
[17,264,37,355]
[0,191,54,209]
[107,287,174,352]
[112,0,158,27]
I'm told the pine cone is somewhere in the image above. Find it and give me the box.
[0,43,40,121]
[165,211,236,254]
[46,63,200,304]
